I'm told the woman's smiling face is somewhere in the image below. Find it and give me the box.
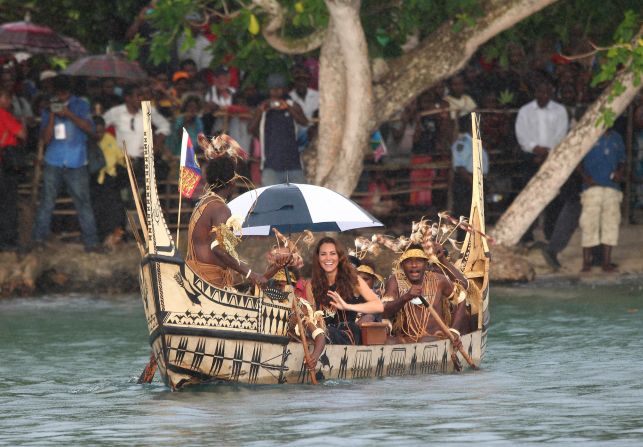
[318,242,339,274]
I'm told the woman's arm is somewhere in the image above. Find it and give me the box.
[328,276,384,314]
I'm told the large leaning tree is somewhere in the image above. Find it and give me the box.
[135,0,641,244]
[133,0,563,195]
[493,15,642,245]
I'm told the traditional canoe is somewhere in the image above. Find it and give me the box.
[131,102,490,390]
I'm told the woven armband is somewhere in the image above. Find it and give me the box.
[311,328,325,339]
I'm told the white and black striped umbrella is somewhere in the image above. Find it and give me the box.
[228,183,383,235]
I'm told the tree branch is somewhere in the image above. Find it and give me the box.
[252,0,325,54]
[492,68,641,246]
[371,0,559,127]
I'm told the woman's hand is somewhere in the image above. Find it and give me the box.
[328,290,351,311]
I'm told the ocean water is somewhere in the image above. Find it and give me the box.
[1,282,642,446]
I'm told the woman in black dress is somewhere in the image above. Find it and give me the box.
[307,237,383,344]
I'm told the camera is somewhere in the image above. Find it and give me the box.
[50,101,64,113]
[270,100,281,109]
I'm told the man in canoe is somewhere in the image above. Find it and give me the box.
[186,136,291,288]
[381,243,473,343]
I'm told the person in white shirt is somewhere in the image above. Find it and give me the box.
[514,79,569,242]
[176,15,213,71]
[102,85,170,180]
[289,66,319,151]
[515,80,568,166]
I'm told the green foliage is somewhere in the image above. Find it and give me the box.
[0,0,147,53]
[482,0,641,69]
[590,10,642,128]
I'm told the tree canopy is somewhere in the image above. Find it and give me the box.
[0,0,147,53]
[131,0,640,91]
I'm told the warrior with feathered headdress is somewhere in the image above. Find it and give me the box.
[185,134,291,289]
[373,219,478,343]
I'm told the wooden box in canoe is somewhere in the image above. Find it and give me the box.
[130,102,490,390]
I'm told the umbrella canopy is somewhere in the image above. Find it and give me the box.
[63,53,147,80]
[0,20,86,56]
[228,183,383,236]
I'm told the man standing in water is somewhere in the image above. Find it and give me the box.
[382,244,471,343]
[185,153,288,288]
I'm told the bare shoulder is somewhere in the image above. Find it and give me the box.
[201,197,231,226]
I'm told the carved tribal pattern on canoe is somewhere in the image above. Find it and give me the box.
[351,350,373,379]
[387,348,407,376]
[165,336,288,381]
[164,309,258,330]
[173,274,290,336]
[420,345,441,374]
[192,277,262,310]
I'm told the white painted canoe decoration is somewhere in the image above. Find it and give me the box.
[131,101,490,390]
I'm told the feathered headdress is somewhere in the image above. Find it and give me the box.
[197,133,248,161]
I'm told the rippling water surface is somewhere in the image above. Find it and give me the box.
[1,283,643,446]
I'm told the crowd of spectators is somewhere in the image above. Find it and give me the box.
[0,22,642,265]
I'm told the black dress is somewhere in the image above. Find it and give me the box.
[323,284,365,345]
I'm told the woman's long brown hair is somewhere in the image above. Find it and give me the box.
[311,237,357,308]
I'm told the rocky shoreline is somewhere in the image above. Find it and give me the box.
[1,224,641,297]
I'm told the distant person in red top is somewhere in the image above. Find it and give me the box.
[0,88,26,251]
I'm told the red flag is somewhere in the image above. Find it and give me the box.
[179,128,202,198]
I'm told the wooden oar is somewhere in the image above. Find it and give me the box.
[137,352,157,384]
[426,305,477,370]
[285,267,318,384]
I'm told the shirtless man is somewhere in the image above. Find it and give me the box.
[382,244,470,343]
[185,155,288,287]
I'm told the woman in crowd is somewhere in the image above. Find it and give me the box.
[307,237,383,344]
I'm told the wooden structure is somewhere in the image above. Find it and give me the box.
[129,102,490,390]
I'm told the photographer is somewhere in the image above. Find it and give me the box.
[248,73,308,186]
[32,75,102,253]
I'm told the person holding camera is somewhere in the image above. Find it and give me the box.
[248,73,308,186]
[31,75,102,253]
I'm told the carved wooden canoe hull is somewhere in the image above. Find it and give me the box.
[132,102,490,390]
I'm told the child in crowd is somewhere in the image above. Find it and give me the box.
[92,116,127,247]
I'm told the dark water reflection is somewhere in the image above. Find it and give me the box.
[1,283,642,445]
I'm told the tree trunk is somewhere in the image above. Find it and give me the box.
[492,70,641,246]
[371,0,559,128]
[314,0,558,195]
[317,0,373,195]
[314,19,346,185]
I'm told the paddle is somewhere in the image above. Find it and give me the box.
[285,267,318,384]
[137,352,157,384]
[425,304,477,370]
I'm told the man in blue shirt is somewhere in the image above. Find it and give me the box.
[579,129,626,272]
[451,115,489,221]
[32,75,101,252]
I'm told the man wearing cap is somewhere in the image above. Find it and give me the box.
[382,243,471,343]
[248,73,308,186]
